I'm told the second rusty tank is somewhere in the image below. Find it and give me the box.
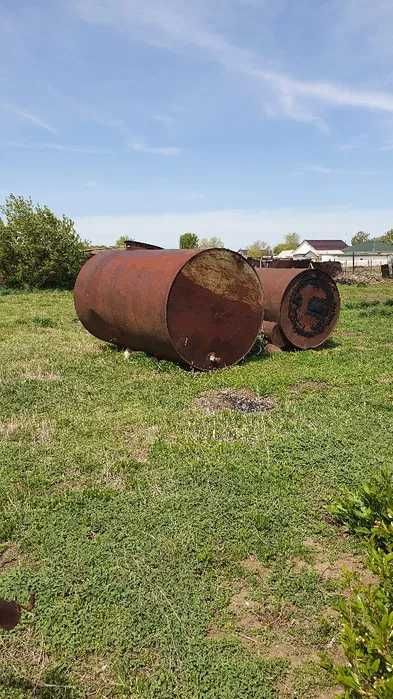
[257,267,340,349]
[74,248,263,371]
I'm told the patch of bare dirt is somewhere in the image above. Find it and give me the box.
[292,539,378,586]
[265,640,318,667]
[194,389,276,414]
[317,689,341,699]
[228,587,265,631]
[208,575,341,698]
[240,556,269,577]
[224,584,296,637]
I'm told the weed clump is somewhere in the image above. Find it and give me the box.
[326,468,393,697]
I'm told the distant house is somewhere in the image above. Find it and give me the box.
[292,239,347,261]
[276,248,295,259]
[341,241,393,268]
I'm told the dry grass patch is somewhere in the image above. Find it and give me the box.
[0,543,21,574]
[72,655,119,698]
[22,370,61,381]
[0,628,50,690]
[124,424,159,463]
[0,416,54,444]
[0,417,20,439]
[289,381,331,395]
[377,372,393,385]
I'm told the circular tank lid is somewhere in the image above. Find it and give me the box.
[166,248,263,370]
[280,269,340,349]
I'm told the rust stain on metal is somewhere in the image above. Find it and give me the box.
[257,268,340,349]
[124,240,163,250]
[0,593,35,631]
[74,248,263,371]
[262,320,286,348]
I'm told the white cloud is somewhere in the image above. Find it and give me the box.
[129,142,181,156]
[291,164,378,176]
[4,141,113,154]
[75,206,393,248]
[152,114,175,128]
[73,0,393,125]
[2,104,57,134]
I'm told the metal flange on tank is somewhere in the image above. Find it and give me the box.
[257,267,340,349]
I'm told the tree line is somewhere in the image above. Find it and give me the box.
[179,231,300,257]
[2,192,392,291]
[351,230,393,245]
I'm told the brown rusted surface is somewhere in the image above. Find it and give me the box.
[262,320,286,348]
[0,600,21,630]
[247,258,343,278]
[257,268,340,349]
[124,240,163,250]
[0,594,35,631]
[74,248,263,371]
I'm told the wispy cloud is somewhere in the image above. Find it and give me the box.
[74,1,393,126]
[2,104,57,134]
[46,86,127,135]
[292,164,378,176]
[4,141,113,154]
[129,142,181,156]
[152,114,175,128]
[303,165,335,175]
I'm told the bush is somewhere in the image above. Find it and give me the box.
[0,194,86,289]
[327,469,393,698]
[179,232,199,249]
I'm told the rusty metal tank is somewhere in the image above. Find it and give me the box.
[257,267,340,349]
[74,248,263,371]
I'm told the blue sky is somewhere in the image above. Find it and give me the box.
[1,0,393,248]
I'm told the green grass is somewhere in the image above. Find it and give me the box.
[0,283,392,698]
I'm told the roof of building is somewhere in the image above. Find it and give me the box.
[276,248,294,258]
[342,241,393,255]
[303,239,347,251]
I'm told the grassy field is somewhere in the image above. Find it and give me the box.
[0,282,392,698]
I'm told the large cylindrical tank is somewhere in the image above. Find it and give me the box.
[74,248,263,371]
[257,267,340,349]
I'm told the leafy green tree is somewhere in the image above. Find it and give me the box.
[198,236,224,248]
[246,240,271,258]
[351,231,370,245]
[273,243,288,256]
[115,235,129,248]
[273,232,299,256]
[284,232,300,249]
[378,229,393,244]
[0,194,85,289]
[179,232,199,249]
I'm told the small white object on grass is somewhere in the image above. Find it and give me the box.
[124,349,131,360]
